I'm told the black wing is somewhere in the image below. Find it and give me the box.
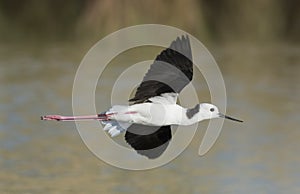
[129,35,193,104]
[125,125,171,159]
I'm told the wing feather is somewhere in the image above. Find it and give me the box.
[125,125,172,159]
[130,35,193,104]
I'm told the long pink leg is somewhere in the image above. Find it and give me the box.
[41,113,109,121]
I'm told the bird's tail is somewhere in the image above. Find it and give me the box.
[101,120,131,137]
[100,105,132,137]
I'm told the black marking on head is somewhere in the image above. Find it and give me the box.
[186,104,200,119]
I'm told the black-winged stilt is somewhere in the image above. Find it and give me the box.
[42,35,242,159]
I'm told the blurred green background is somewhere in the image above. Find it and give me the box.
[0,0,299,43]
[1,0,300,193]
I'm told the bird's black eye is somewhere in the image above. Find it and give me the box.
[210,108,215,112]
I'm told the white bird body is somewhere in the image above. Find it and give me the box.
[107,93,186,126]
[108,103,185,126]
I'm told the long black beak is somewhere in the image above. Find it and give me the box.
[219,113,243,123]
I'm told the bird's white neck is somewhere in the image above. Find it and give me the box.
[164,104,203,126]
[149,104,202,126]
[178,105,205,125]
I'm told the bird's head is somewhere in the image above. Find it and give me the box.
[197,103,243,122]
[199,103,219,120]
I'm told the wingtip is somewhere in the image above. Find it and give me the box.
[182,34,188,41]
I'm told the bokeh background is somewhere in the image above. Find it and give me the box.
[1,0,299,193]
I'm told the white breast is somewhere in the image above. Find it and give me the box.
[129,103,184,126]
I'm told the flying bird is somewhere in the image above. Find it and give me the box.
[42,35,242,159]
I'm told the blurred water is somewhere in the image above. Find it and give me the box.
[0,44,299,193]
